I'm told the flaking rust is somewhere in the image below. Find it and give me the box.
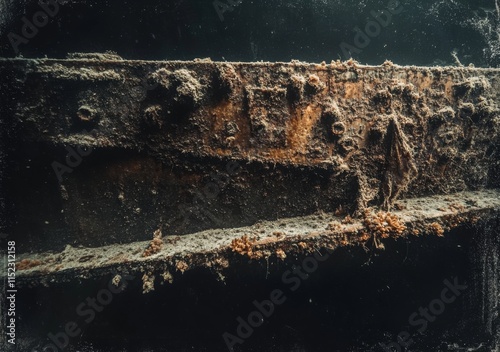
[0,54,499,261]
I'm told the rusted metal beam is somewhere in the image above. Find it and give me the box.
[1,56,499,253]
[3,189,499,288]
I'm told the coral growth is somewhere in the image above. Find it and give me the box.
[230,235,262,259]
[276,248,287,260]
[149,68,204,107]
[428,222,445,237]
[363,210,407,239]
[306,74,325,93]
[141,272,155,294]
[216,63,240,97]
[142,229,163,257]
[362,210,407,249]
[176,260,189,273]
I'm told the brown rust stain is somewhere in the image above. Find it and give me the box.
[207,101,252,149]
[287,104,322,153]
[412,72,435,91]
[343,81,364,99]
[443,78,455,99]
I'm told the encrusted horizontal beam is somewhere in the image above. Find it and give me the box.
[3,190,499,288]
[1,57,499,252]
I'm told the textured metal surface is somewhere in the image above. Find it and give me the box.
[1,56,500,252]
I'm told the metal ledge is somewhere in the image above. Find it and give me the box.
[3,189,499,288]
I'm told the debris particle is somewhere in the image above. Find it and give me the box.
[112,274,122,287]
[162,271,173,284]
[142,272,155,294]
[176,260,189,273]
[429,222,445,237]
[276,248,287,260]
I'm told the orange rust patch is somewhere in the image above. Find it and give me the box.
[287,104,321,153]
[17,259,43,270]
[343,82,363,99]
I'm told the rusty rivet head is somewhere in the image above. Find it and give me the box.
[77,105,96,122]
[331,121,346,136]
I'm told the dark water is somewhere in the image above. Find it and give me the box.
[0,0,500,67]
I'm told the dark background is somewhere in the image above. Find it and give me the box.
[0,0,500,66]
